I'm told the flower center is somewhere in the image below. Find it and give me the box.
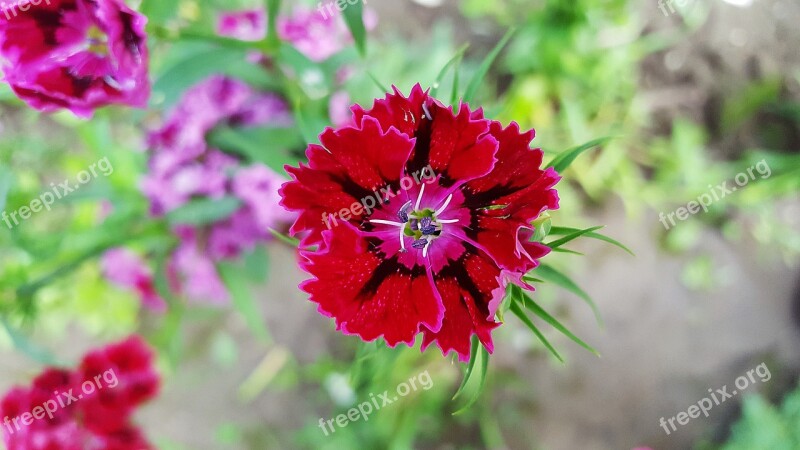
[86,25,108,55]
[369,183,459,258]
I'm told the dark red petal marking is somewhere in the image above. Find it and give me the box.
[458,121,560,271]
[423,244,502,361]
[0,0,78,65]
[281,117,415,245]
[300,224,444,347]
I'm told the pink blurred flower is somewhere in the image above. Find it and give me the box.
[217,9,266,41]
[101,248,167,313]
[277,6,379,62]
[328,90,353,127]
[233,165,295,231]
[169,235,231,305]
[143,75,295,305]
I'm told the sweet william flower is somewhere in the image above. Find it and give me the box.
[0,336,159,449]
[280,85,560,361]
[0,0,150,117]
[143,75,294,305]
[102,248,168,313]
[217,9,266,42]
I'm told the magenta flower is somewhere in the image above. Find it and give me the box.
[101,248,167,313]
[217,7,376,62]
[329,90,353,127]
[0,0,149,117]
[168,232,232,305]
[143,75,295,304]
[217,9,266,41]
[278,6,377,62]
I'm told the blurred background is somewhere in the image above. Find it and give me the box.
[1,0,799,449]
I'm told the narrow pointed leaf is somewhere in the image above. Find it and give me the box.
[546,226,604,249]
[342,1,367,57]
[551,247,585,256]
[431,43,469,99]
[519,290,600,356]
[510,301,564,363]
[218,263,270,343]
[268,228,300,247]
[265,0,282,46]
[549,226,634,255]
[450,67,461,106]
[452,336,479,400]
[545,136,613,173]
[531,264,603,326]
[463,28,516,103]
[453,344,490,415]
[367,71,389,94]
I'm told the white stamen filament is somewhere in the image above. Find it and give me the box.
[422,240,430,258]
[437,218,460,224]
[414,183,426,211]
[369,219,404,227]
[422,102,432,120]
[399,224,406,250]
[434,194,453,217]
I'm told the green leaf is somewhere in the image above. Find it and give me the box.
[463,28,516,103]
[546,226,604,249]
[166,197,242,226]
[452,337,479,401]
[207,126,304,172]
[550,247,584,256]
[242,246,270,283]
[545,136,613,173]
[268,228,300,247]
[342,1,367,57]
[0,318,60,365]
[549,226,634,256]
[450,66,462,107]
[218,262,270,343]
[140,0,178,26]
[266,0,282,46]
[518,289,600,357]
[366,71,389,94]
[509,300,563,363]
[528,264,603,326]
[531,213,552,242]
[431,44,469,99]
[453,337,490,415]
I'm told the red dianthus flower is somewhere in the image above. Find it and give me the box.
[0,336,159,449]
[280,85,560,361]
